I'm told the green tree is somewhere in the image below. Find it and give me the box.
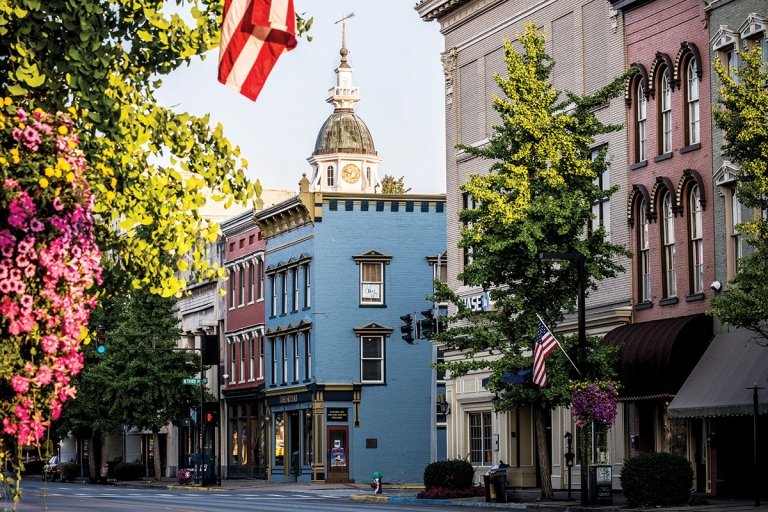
[431,24,626,499]
[380,174,412,194]
[0,0,308,297]
[709,42,768,342]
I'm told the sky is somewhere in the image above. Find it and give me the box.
[156,1,447,195]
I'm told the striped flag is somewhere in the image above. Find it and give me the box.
[533,319,559,387]
[219,0,297,101]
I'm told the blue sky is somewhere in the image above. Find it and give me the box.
[157,1,446,195]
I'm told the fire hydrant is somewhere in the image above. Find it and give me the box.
[370,470,382,494]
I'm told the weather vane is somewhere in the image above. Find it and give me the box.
[334,12,355,50]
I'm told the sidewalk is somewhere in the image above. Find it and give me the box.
[102,477,768,511]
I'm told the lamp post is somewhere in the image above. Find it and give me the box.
[538,252,587,506]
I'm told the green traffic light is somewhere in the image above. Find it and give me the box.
[96,344,106,354]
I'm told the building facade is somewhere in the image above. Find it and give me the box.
[417,0,631,491]
[255,179,447,483]
[665,1,768,499]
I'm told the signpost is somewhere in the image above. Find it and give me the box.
[182,377,208,385]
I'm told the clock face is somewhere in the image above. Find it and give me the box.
[341,163,361,184]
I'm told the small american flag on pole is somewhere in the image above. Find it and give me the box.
[533,318,559,387]
[219,0,297,101]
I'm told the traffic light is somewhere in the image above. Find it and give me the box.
[418,309,435,339]
[95,326,107,355]
[204,403,219,427]
[400,314,414,343]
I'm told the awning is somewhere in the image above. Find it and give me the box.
[668,330,768,418]
[603,314,712,399]
[481,369,531,387]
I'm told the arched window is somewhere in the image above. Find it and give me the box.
[636,81,647,163]
[638,197,651,302]
[659,72,672,155]
[688,185,703,293]
[685,59,700,146]
[326,165,335,187]
[661,190,676,297]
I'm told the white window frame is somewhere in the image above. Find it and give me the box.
[292,334,299,382]
[639,198,651,302]
[590,146,611,240]
[229,271,236,310]
[468,411,493,466]
[249,333,256,381]
[303,264,311,308]
[686,59,700,146]
[258,332,264,380]
[281,272,287,315]
[303,332,311,381]
[270,338,276,385]
[248,262,255,304]
[662,191,677,298]
[270,275,276,317]
[660,73,672,155]
[360,262,384,305]
[327,165,335,187]
[239,335,245,382]
[636,82,647,162]
[688,186,704,294]
[292,267,299,312]
[360,335,384,383]
[281,337,288,384]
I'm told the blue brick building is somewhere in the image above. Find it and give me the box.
[254,178,446,484]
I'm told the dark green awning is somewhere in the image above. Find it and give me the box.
[667,330,768,418]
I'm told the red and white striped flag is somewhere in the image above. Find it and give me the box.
[219,0,297,101]
[532,318,559,387]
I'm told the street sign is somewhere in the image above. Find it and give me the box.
[182,377,208,385]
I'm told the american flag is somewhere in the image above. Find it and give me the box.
[219,0,297,101]
[533,319,559,387]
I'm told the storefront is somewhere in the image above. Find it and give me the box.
[223,388,267,479]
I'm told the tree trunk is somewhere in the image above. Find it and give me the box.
[88,433,97,483]
[534,405,554,500]
[153,431,162,481]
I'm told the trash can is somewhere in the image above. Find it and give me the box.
[484,465,507,503]
[490,466,508,503]
[483,471,493,502]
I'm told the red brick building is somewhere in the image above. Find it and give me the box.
[607,0,715,494]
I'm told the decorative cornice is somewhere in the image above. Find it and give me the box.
[352,250,393,264]
[676,169,707,213]
[627,184,650,227]
[353,322,393,336]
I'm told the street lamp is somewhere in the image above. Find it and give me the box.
[538,252,587,506]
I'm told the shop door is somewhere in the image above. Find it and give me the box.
[327,426,349,483]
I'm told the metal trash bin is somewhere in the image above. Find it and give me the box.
[484,465,508,503]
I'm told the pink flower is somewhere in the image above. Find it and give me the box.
[11,375,30,395]
[35,366,53,386]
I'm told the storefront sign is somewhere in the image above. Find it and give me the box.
[463,291,492,312]
[278,394,298,404]
[327,408,348,422]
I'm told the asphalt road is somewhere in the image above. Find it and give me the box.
[9,480,460,512]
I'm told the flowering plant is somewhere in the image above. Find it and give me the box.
[570,380,619,428]
[0,97,102,483]
[177,467,194,485]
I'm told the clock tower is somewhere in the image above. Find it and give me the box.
[308,16,382,193]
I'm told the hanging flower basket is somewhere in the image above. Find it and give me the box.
[570,380,619,428]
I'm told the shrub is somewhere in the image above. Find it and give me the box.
[620,452,693,507]
[423,459,475,490]
[114,461,145,481]
[61,462,80,481]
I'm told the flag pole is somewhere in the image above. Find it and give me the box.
[537,314,581,376]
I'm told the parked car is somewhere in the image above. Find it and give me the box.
[42,456,62,481]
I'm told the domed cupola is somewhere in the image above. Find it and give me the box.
[313,110,376,157]
[307,17,382,193]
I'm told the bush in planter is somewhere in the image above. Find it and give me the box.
[620,452,693,507]
[423,459,474,490]
[114,461,145,481]
[61,462,80,481]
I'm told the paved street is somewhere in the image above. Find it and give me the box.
[6,477,766,512]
